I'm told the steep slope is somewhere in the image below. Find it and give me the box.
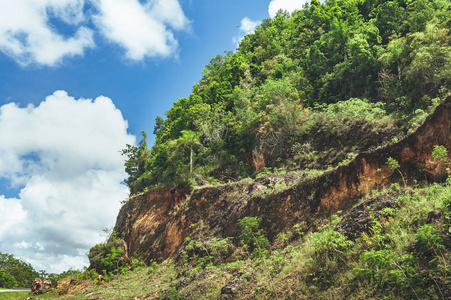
[115,96,451,264]
[125,0,451,193]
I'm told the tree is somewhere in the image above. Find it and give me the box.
[121,131,150,190]
[0,252,38,286]
[0,270,17,288]
[168,130,204,175]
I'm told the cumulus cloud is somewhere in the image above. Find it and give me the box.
[268,0,307,18]
[0,0,94,66]
[0,91,134,273]
[93,0,189,61]
[0,0,190,66]
[233,17,261,46]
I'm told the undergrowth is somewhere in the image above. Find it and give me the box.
[47,183,451,299]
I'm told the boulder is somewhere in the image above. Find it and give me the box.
[31,278,52,294]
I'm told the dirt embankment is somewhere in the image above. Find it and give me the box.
[115,97,451,264]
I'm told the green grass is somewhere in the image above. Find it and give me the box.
[23,182,451,299]
[0,291,30,300]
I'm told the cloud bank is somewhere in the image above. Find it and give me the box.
[0,91,134,273]
[0,0,190,66]
[0,0,94,66]
[93,0,189,60]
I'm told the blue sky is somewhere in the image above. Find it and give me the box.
[0,0,307,273]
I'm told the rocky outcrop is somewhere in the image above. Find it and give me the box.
[31,278,52,294]
[115,97,451,264]
[335,192,399,240]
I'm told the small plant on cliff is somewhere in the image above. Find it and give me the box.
[386,157,406,188]
[386,157,400,173]
[432,145,450,165]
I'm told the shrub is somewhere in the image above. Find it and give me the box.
[432,145,450,165]
[386,157,400,173]
[238,217,270,258]
[0,270,17,288]
[355,250,423,297]
[415,224,444,255]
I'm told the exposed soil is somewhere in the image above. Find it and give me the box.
[114,97,451,265]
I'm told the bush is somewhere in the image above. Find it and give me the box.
[238,217,270,258]
[355,250,425,298]
[415,224,444,255]
[0,270,17,288]
[87,235,127,276]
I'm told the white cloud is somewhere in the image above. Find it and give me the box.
[240,17,260,36]
[268,0,306,18]
[145,0,189,31]
[0,91,134,273]
[0,196,27,238]
[233,17,260,46]
[0,0,190,66]
[0,0,94,66]
[236,0,308,45]
[93,0,190,61]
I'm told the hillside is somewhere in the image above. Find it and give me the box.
[122,0,451,194]
[23,0,451,299]
[114,96,451,266]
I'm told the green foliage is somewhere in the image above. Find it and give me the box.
[432,145,450,165]
[87,232,128,276]
[183,236,234,270]
[415,224,444,254]
[100,246,125,275]
[238,217,270,258]
[355,250,423,297]
[443,196,451,230]
[41,184,451,299]
[309,228,354,262]
[304,221,354,287]
[121,130,150,193]
[0,270,17,288]
[386,157,400,172]
[0,252,38,287]
[120,0,451,193]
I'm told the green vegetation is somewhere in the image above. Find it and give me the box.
[122,0,451,194]
[432,145,450,165]
[0,252,38,287]
[26,181,450,299]
[6,0,449,298]
[238,217,270,258]
[0,291,30,300]
[87,230,130,279]
[0,271,17,289]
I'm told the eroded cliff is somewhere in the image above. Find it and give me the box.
[115,96,451,264]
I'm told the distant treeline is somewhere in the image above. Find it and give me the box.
[0,252,39,287]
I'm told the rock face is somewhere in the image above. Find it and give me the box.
[31,278,52,294]
[115,97,451,264]
[335,192,399,240]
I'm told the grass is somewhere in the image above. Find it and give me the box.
[17,182,451,299]
[0,291,31,300]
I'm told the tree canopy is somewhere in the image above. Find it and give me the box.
[0,252,39,287]
[123,0,451,194]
